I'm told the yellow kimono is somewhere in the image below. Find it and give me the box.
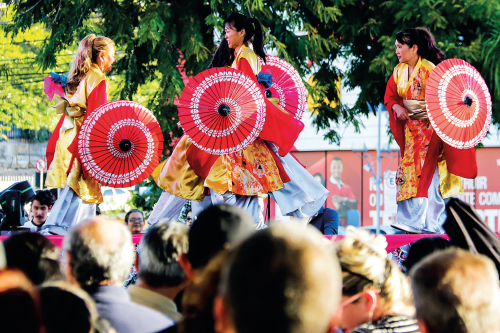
[392,57,462,202]
[153,45,284,201]
[45,64,109,204]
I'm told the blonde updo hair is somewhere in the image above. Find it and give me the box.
[335,227,411,310]
[67,34,114,93]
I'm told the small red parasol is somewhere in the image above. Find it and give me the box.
[426,59,492,149]
[258,55,307,120]
[78,101,164,187]
[178,67,266,155]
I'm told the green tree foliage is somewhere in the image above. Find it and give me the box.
[4,0,347,147]
[0,7,61,139]
[323,0,500,138]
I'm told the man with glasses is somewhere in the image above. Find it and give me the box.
[125,209,145,234]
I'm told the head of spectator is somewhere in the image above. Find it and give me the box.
[64,218,174,332]
[402,236,454,273]
[130,222,189,321]
[186,211,193,227]
[180,204,254,280]
[40,281,99,333]
[64,218,134,287]
[30,190,55,227]
[3,233,63,285]
[0,269,43,333]
[125,209,145,234]
[330,156,343,182]
[335,227,415,333]
[214,224,342,333]
[182,250,228,333]
[411,249,500,333]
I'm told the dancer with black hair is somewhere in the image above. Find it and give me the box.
[150,13,329,224]
[385,28,477,234]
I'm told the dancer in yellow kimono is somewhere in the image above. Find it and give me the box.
[384,28,477,233]
[149,13,328,224]
[43,34,115,234]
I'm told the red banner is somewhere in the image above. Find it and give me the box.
[294,147,500,231]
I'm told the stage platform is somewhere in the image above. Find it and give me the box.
[0,234,451,253]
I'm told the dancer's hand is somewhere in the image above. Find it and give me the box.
[393,104,410,121]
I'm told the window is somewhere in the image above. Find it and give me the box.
[116,189,125,194]
[103,189,113,196]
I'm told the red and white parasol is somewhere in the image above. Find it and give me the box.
[258,55,307,120]
[426,59,492,149]
[78,101,164,187]
[178,67,266,155]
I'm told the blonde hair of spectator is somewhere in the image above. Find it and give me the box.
[67,34,114,93]
[410,249,500,333]
[335,227,412,311]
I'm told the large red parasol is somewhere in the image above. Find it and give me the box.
[426,59,492,149]
[78,101,164,187]
[178,67,266,155]
[258,55,307,120]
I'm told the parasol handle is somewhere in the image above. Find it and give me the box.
[218,104,231,117]
[120,139,132,152]
[463,96,473,107]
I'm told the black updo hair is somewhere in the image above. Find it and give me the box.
[395,27,445,65]
[209,13,266,69]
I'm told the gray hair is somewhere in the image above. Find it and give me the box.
[138,222,188,288]
[63,218,134,286]
[411,249,500,333]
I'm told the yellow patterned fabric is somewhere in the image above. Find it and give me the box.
[45,64,109,204]
[154,44,284,198]
[217,44,283,195]
[151,136,206,201]
[393,58,462,201]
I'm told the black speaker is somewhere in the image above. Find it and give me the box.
[0,181,36,230]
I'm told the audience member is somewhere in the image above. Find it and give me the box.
[214,224,342,333]
[39,281,100,333]
[186,211,193,227]
[63,218,174,333]
[129,222,189,322]
[0,269,43,333]
[402,236,453,273]
[335,227,417,333]
[124,209,145,234]
[411,249,500,333]
[23,190,55,232]
[181,250,228,333]
[309,206,339,235]
[179,204,254,280]
[3,232,63,285]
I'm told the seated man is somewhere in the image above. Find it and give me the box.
[64,218,174,333]
[410,249,500,333]
[24,190,55,232]
[214,224,342,333]
[309,206,339,235]
[129,222,189,322]
[124,209,145,234]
